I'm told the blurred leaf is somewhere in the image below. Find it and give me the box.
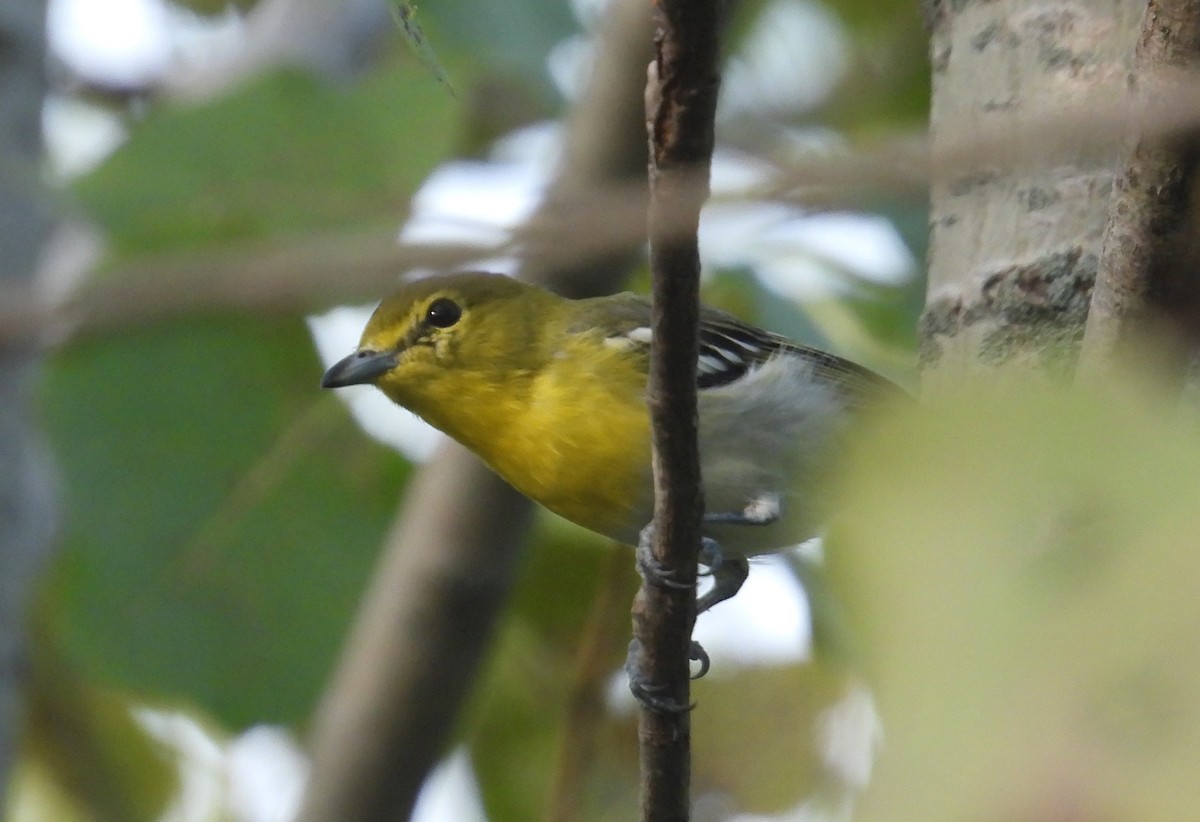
[467,521,641,822]
[39,316,408,727]
[833,282,921,354]
[823,0,930,131]
[692,663,860,814]
[468,619,574,822]
[415,0,579,98]
[830,373,1200,819]
[8,761,89,822]
[799,284,922,383]
[173,0,257,15]
[23,629,176,822]
[702,267,833,354]
[73,65,460,255]
[508,518,629,648]
[722,0,775,56]
[823,0,917,30]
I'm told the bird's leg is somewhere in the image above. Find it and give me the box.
[626,537,743,711]
[694,491,778,613]
[702,490,782,527]
[626,494,778,708]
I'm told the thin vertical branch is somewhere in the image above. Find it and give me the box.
[637,0,723,819]
[1078,0,1200,377]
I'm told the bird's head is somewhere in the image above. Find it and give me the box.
[321,271,552,414]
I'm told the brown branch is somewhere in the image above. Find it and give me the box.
[1079,0,1200,378]
[0,180,654,352]
[636,0,722,819]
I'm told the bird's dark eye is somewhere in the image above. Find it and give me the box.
[425,297,462,329]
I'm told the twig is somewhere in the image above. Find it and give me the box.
[637,0,722,818]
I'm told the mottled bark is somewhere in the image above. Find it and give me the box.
[1079,0,1200,379]
[921,0,1143,389]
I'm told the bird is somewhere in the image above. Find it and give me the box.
[321,271,897,700]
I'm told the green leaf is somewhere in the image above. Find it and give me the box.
[468,516,862,819]
[692,663,860,814]
[23,649,178,822]
[413,0,579,97]
[39,316,408,727]
[467,523,640,822]
[73,65,460,255]
[830,374,1200,818]
[823,0,931,130]
[171,0,256,15]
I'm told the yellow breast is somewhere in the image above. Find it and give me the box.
[491,343,653,543]
[379,326,656,544]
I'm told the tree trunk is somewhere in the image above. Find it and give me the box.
[921,0,1144,390]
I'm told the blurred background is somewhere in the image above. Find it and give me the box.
[4,0,931,818]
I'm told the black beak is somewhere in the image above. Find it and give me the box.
[321,349,398,388]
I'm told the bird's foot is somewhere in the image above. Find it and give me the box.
[635,523,694,591]
[625,638,710,713]
[695,538,750,616]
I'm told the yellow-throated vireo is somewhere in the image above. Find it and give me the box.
[322,271,895,624]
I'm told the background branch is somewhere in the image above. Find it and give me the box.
[0,0,56,806]
[11,67,1200,352]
